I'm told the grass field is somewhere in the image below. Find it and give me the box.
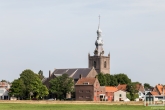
[0,103,154,110]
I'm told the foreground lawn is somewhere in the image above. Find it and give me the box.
[0,103,153,110]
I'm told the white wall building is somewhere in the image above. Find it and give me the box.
[0,82,10,100]
[114,90,127,101]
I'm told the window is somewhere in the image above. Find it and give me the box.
[86,90,90,93]
[86,96,90,98]
[94,61,96,68]
[119,94,122,97]
[104,61,106,68]
[83,82,89,85]
[79,90,83,93]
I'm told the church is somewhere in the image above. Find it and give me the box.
[42,17,110,99]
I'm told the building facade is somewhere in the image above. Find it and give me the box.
[114,90,127,101]
[0,82,10,100]
[75,77,105,101]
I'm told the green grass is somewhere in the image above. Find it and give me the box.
[0,103,154,110]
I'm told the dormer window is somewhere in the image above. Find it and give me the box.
[83,82,89,85]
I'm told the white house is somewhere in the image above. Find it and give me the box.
[114,90,127,101]
[0,82,10,100]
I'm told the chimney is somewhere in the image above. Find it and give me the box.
[79,74,82,79]
[49,70,51,78]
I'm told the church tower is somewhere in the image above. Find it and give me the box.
[88,16,110,74]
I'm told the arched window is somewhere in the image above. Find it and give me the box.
[104,61,106,68]
[94,61,96,68]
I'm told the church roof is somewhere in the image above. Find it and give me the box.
[52,68,93,80]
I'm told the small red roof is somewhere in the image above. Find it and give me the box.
[105,86,118,92]
[151,91,159,95]
[117,84,127,91]
[75,77,97,85]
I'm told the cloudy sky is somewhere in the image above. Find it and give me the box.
[0,0,165,86]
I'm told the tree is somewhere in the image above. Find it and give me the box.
[38,70,44,80]
[97,73,107,86]
[20,69,48,99]
[114,73,131,84]
[109,75,118,86]
[126,83,138,101]
[9,69,48,100]
[9,79,25,99]
[49,74,74,100]
[104,74,110,86]
[38,85,49,99]
[144,83,152,89]
[104,74,118,86]
[1,80,7,82]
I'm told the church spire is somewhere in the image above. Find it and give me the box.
[98,15,100,29]
[94,15,104,56]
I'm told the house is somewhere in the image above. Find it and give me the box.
[114,90,127,101]
[153,84,165,95]
[136,83,145,101]
[0,81,10,100]
[75,77,105,101]
[146,84,165,101]
[105,86,118,101]
[145,91,160,101]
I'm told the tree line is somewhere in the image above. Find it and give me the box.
[8,69,153,100]
[9,69,74,100]
[97,73,153,101]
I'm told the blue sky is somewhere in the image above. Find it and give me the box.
[0,0,165,86]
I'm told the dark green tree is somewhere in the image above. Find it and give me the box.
[1,80,7,82]
[49,74,74,100]
[38,70,44,80]
[9,79,25,99]
[114,73,131,84]
[97,73,107,86]
[126,83,138,101]
[104,74,110,86]
[109,75,118,86]
[104,74,118,86]
[144,83,152,89]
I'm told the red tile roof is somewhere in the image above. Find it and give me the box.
[105,86,118,92]
[156,84,165,95]
[136,83,145,93]
[117,84,127,91]
[75,77,97,85]
[151,91,159,95]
